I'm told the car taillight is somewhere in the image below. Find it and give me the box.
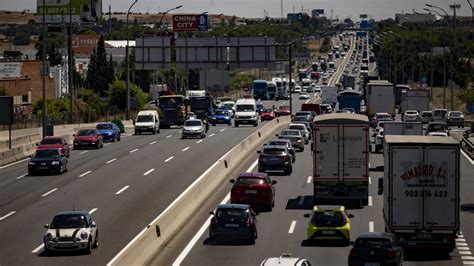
[210,217,217,227]
[283,155,290,160]
[387,249,397,258]
[349,248,357,257]
[246,217,255,227]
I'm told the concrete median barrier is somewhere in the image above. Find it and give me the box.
[108,116,291,266]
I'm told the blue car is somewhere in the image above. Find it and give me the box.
[212,109,232,126]
[256,103,264,114]
[96,122,121,142]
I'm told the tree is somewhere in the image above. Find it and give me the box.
[0,87,8,96]
[107,79,149,109]
[13,32,30,45]
[85,35,114,96]
[35,32,64,66]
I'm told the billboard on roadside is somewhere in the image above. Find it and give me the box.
[173,14,208,32]
[36,0,102,24]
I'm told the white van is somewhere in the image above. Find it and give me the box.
[234,98,258,127]
[134,110,160,135]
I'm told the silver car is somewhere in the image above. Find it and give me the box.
[403,110,419,122]
[182,119,206,139]
[277,129,305,151]
[288,123,311,144]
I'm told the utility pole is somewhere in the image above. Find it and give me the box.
[281,0,283,19]
[42,0,46,138]
[68,0,74,123]
[449,4,460,110]
[126,0,138,121]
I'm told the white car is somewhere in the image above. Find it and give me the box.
[314,86,322,94]
[403,110,419,122]
[375,128,384,152]
[293,85,302,93]
[261,253,311,266]
[43,211,98,254]
[182,119,206,139]
[298,92,310,100]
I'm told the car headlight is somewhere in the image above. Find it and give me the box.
[51,161,60,165]
[28,162,36,165]
[107,132,113,135]
[80,232,88,240]
[45,233,53,241]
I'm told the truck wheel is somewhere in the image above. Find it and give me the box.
[362,198,369,206]
[254,122,258,127]
[235,122,239,127]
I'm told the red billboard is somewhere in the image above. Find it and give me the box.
[173,15,198,32]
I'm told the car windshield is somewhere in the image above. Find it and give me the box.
[50,214,88,229]
[214,110,228,116]
[236,177,265,185]
[159,97,183,108]
[355,238,392,249]
[185,120,202,127]
[34,149,60,158]
[136,115,154,123]
[263,148,286,154]
[279,106,289,110]
[96,124,113,130]
[76,129,96,136]
[216,209,248,223]
[191,97,211,108]
[311,211,345,227]
[40,138,62,145]
[236,105,255,112]
[281,130,299,136]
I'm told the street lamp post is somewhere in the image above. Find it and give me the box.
[42,0,46,138]
[159,5,183,32]
[467,0,474,22]
[126,0,138,121]
[415,11,435,95]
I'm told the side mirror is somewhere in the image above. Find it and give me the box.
[36,143,39,146]
[303,213,311,218]
[257,150,261,154]
[72,134,76,137]
[91,221,97,228]
[275,134,279,137]
[230,179,235,183]
[378,177,384,195]
[44,224,49,229]
[350,241,355,246]
[272,180,277,185]
[348,214,354,218]
[209,211,214,216]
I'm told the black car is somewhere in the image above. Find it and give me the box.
[266,139,296,163]
[348,232,404,266]
[257,145,293,175]
[209,204,258,244]
[28,148,68,175]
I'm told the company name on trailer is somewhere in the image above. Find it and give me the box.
[332,136,362,142]
[400,164,447,181]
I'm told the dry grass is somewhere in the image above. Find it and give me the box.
[430,86,472,120]
[0,11,34,24]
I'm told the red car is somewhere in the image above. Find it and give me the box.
[274,105,291,117]
[73,128,104,149]
[371,112,393,127]
[260,108,275,121]
[37,136,70,158]
[230,172,277,211]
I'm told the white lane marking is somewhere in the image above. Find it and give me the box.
[368,196,373,206]
[288,221,297,234]
[458,243,469,246]
[16,173,28,179]
[171,159,259,266]
[460,251,473,255]
[196,140,203,143]
[369,221,374,232]
[149,141,157,145]
[0,158,30,169]
[209,133,215,137]
[115,185,130,195]
[104,143,111,147]
[143,168,155,176]
[220,129,226,132]
[79,150,89,155]
[106,158,117,164]
[89,208,98,215]
[462,256,474,260]
[458,247,470,250]
[457,238,467,242]
[182,147,190,152]
[463,261,474,265]
[165,156,174,163]
[0,211,16,221]
[306,176,312,184]
[166,135,172,139]
[461,150,474,164]
[41,188,58,197]
[369,176,372,184]
[31,243,44,253]
[129,148,139,153]
[298,196,305,205]
[78,170,92,177]
[305,99,310,104]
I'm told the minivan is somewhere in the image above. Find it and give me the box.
[134,110,160,135]
[234,98,258,127]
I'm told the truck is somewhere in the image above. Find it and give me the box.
[366,81,395,118]
[394,84,409,107]
[267,82,277,100]
[252,80,269,100]
[337,90,362,113]
[342,74,356,89]
[189,95,215,121]
[400,89,430,114]
[157,95,189,128]
[313,113,370,207]
[321,86,338,107]
[374,122,423,152]
[379,136,460,253]
[301,103,321,116]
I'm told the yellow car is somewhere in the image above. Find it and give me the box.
[304,205,353,245]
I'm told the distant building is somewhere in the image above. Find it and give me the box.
[395,13,436,23]
[72,34,100,55]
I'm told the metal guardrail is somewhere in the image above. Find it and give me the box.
[462,137,473,154]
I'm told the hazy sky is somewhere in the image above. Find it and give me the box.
[2,0,472,20]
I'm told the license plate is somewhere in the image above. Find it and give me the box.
[225,224,239,228]
[416,233,432,239]
[269,157,280,161]
[315,191,329,195]
[245,190,257,194]
[39,166,49,170]
[217,120,224,122]
[321,230,336,235]
[364,263,380,266]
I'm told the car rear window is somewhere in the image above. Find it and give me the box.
[216,209,248,223]
[40,138,62,145]
[289,125,305,130]
[185,120,202,127]
[76,129,97,136]
[263,148,286,154]
[311,211,345,227]
[236,177,265,185]
[354,238,393,249]
[97,124,113,130]
[282,130,299,136]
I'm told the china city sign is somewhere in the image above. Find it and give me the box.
[173,14,208,32]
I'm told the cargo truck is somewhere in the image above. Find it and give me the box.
[366,81,395,118]
[400,89,430,114]
[312,113,370,207]
[337,90,362,113]
[374,122,423,152]
[321,86,338,107]
[379,136,460,253]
